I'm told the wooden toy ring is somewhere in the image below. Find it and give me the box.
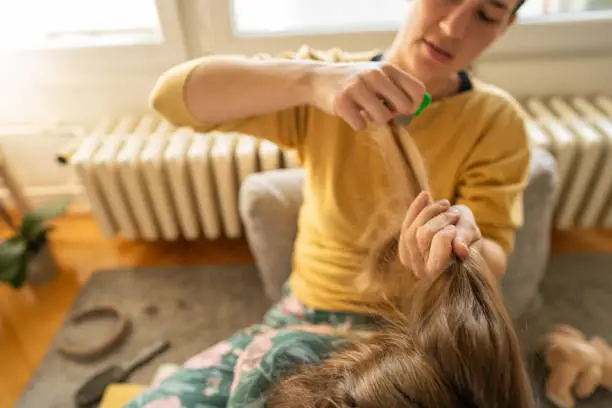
[56,305,130,361]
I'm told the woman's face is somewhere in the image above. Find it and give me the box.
[399,0,518,81]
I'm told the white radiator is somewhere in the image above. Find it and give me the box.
[68,116,300,241]
[67,95,612,241]
[521,95,612,230]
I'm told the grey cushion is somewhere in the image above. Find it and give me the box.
[501,147,558,320]
[239,147,558,319]
[239,168,305,301]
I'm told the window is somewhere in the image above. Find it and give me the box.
[0,0,186,80]
[231,0,612,37]
[0,0,163,51]
[191,0,612,61]
[232,0,407,36]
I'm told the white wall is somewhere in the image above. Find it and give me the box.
[0,0,610,209]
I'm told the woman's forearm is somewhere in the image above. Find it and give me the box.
[179,56,324,124]
[481,238,507,279]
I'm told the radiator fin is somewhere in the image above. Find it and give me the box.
[116,117,162,241]
[71,119,118,237]
[166,128,200,240]
[188,133,222,239]
[92,117,140,240]
[211,132,241,239]
[140,125,179,240]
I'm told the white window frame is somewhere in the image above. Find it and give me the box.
[482,10,612,60]
[197,0,612,62]
[0,0,187,83]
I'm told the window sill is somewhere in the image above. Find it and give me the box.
[482,9,612,60]
[231,8,612,39]
[3,30,164,52]
[0,41,184,85]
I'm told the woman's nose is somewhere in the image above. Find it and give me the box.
[439,3,471,39]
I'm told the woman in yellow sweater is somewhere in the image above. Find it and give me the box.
[127,0,532,406]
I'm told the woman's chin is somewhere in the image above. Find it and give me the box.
[411,59,458,89]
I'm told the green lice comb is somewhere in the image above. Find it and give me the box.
[393,92,432,126]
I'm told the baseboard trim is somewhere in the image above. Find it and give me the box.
[0,184,89,211]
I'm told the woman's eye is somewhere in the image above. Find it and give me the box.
[478,10,499,23]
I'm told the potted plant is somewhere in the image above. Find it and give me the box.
[0,198,70,288]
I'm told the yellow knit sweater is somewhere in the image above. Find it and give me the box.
[148,46,531,313]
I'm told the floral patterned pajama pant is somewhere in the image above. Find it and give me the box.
[124,287,375,408]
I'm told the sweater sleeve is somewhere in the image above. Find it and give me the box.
[148,56,309,150]
[455,103,531,255]
[148,47,381,152]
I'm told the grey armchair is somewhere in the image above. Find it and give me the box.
[239,147,558,321]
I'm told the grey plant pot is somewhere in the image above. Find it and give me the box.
[27,244,59,286]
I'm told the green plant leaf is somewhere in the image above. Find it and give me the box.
[0,238,27,264]
[20,198,70,243]
[20,214,45,244]
[8,255,27,289]
[0,238,28,288]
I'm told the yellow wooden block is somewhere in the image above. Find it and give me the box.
[99,383,147,408]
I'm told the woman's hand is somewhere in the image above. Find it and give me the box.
[307,61,426,131]
[398,192,483,278]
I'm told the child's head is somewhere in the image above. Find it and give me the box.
[267,122,534,407]
[267,248,534,408]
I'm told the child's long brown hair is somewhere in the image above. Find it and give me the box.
[267,121,535,408]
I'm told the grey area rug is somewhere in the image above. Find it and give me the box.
[16,254,612,408]
[16,263,273,408]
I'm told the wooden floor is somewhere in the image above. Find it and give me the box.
[1,213,611,407]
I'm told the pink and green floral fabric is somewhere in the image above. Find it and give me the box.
[125,287,377,408]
